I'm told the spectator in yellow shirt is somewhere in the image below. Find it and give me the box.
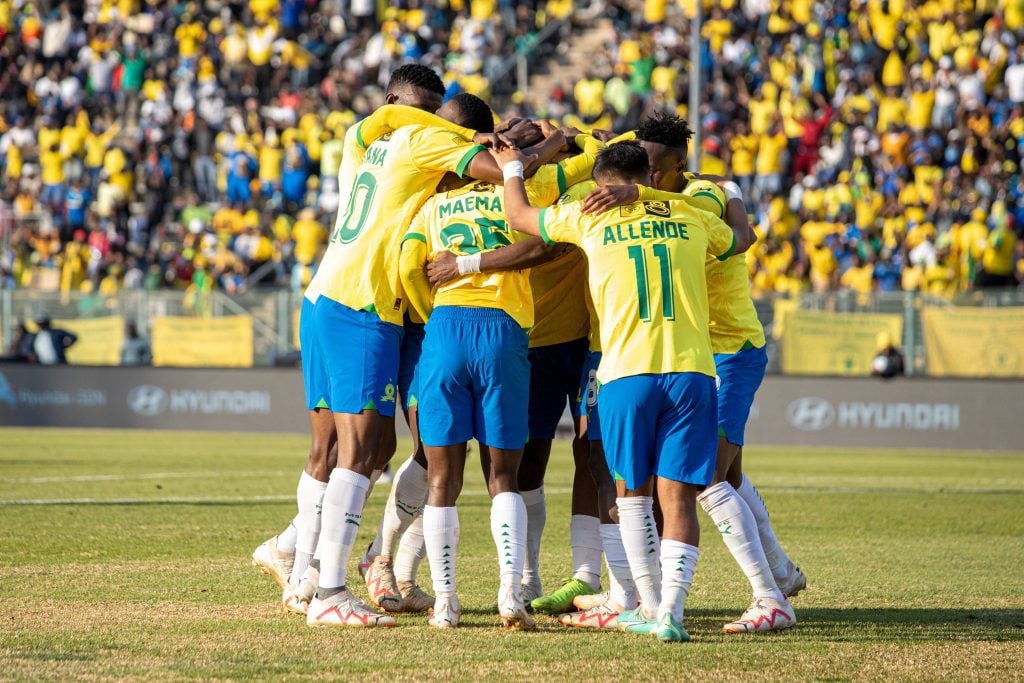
[976,222,1018,287]
[754,126,788,201]
[728,121,758,205]
[574,71,606,121]
[39,144,65,210]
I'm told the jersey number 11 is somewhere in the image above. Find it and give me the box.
[628,244,675,323]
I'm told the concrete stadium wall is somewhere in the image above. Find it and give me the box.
[0,365,1020,451]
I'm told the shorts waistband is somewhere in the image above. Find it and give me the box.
[431,305,517,323]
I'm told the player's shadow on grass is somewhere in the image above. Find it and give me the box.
[689,608,1024,641]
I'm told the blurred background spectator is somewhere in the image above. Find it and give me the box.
[120,320,152,365]
[29,314,77,365]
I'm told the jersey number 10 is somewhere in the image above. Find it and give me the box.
[331,171,377,244]
[628,244,676,322]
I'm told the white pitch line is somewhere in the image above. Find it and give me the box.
[2,471,290,485]
[0,487,575,506]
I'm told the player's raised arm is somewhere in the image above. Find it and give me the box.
[494,145,545,237]
[356,104,477,150]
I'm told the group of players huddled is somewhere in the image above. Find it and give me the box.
[251,64,807,642]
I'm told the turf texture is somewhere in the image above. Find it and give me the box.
[1,428,1022,680]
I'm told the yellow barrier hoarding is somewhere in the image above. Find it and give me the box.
[922,306,1024,377]
[152,316,253,367]
[781,310,903,375]
[54,316,125,366]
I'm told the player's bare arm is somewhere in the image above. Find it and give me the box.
[425,239,568,288]
[494,146,545,237]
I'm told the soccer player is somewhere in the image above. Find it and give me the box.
[586,115,803,632]
[424,133,612,613]
[400,100,595,629]
[355,118,560,615]
[517,224,603,614]
[497,140,755,642]
[253,70,487,616]
[299,67,512,628]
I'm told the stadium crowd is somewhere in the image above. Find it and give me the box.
[1,0,1023,298]
[524,0,1024,296]
[0,0,567,293]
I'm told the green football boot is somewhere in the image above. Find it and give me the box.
[530,578,599,615]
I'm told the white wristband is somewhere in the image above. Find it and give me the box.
[502,161,524,182]
[456,253,482,275]
[722,181,743,202]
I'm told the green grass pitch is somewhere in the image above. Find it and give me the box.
[1,428,1022,680]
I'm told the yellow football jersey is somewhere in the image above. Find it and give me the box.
[524,164,598,349]
[539,199,736,382]
[638,185,766,354]
[528,250,590,347]
[705,255,766,354]
[556,180,602,352]
[401,158,593,330]
[305,106,476,305]
[404,181,534,328]
[309,125,485,324]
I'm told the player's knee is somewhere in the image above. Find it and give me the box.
[487,471,518,497]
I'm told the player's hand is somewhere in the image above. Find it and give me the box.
[582,184,639,214]
[560,126,583,139]
[474,131,514,149]
[591,129,618,143]
[538,120,569,152]
[496,117,523,133]
[426,251,459,288]
[491,144,528,167]
[501,119,543,148]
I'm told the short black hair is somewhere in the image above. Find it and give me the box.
[387,64,445,96]
[593,140,650,183]
[636,113,693,150]
[449,93,494,133]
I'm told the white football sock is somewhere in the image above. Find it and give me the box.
[317,468,370,590]
[736,473,792,581]
[291,472,328,586]
[658,540,699,622]
[490,492,527,590]
[394,515,426,584]
[520,486,545,590]
[380,457,428,559]
[277,515,299,554]
[600,523,638,609]
[699,481,784,600]
[424,505,459,599]
[570,514,603,588]
[616,496,661,619]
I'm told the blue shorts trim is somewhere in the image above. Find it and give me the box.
[578,350,602,442]
[714,345,767,447]
[527,337,588,440]
[417,306,530,450]
[312,297,402,417]
[398,321,426,410]
[300,297,330,411]
[599,372,718,490]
